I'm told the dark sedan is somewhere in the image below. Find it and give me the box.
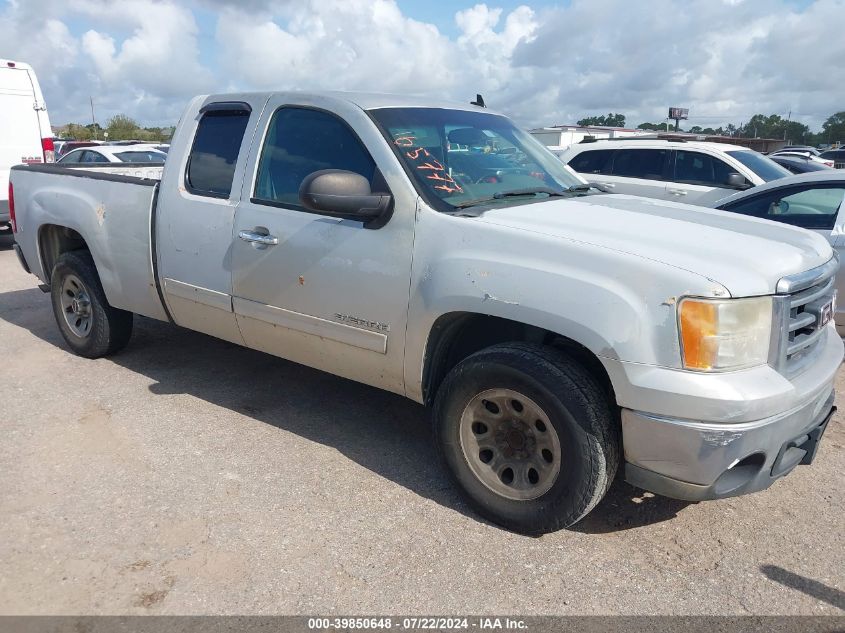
[819,149,845,168]
[770,155,834,174]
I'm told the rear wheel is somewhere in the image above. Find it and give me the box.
[50,250,133,358]
[434,342,619,534]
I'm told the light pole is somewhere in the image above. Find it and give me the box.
[90,96,98,140]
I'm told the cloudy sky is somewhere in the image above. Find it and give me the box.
[1,0,842,131]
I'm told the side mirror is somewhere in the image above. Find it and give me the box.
[726,173,751,189]
[299,169,392,227]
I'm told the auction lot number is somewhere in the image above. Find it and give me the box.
[308,617,472,630]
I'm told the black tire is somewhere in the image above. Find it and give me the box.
[433,342,619,535]
[50,250,133,358]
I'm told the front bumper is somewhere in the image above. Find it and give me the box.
[619,324,842,502]
[624,390,835,501]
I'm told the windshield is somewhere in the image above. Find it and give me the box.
[114,150,167,163]
[726,150,791,182]
[370,107,588,211]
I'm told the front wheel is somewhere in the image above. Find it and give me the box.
[433,343,619,534]
[50,250,133,358]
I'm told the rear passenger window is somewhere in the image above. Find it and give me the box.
[253,107,376,208]
[611,149,668,180]
[568,149,613,175]
[186,109,251,198]
[674,151,734,187]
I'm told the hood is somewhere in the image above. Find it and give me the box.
[474,193,832,297]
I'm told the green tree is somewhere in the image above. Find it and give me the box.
[820,112,845,145]
[63,123,92,140]
[739,114,809,143]
[637,121,668,131]
[106,114,141,141]
[578,112,626,127]
[58,120,175,143]
[687,126,725,135]
[85,122,103,139]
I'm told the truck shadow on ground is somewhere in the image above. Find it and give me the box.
[0,286,691,535]
[761,565,845,611]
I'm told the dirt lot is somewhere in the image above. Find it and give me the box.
[0,237,843,615]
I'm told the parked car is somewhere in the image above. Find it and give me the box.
[773,146,821,156]
[0,58,52,232]
[560,139,792,205]
[819,149,845,168]
[57,144,167,164]
[9,91,840,534]
[711,171,845,328]
[52,139,67,158]
[770,154,835,174]
[770,150,834,168]
[56,140,102,159]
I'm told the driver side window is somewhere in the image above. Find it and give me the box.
[722,186,845,230]
[253,107,377,209]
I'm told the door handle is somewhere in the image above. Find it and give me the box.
[238,229,279,246]
[667,188,688,196]
[598,182,615,189]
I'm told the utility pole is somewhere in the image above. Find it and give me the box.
[90,96,98,140]
[784,109,791,141]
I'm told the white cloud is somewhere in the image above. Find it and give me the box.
[0,0,842,132]
[215,0,456,94]
[76,0,213,106]
[0,0,212,126]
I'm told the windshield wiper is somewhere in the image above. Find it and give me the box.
[453,185,591,209]
[565,184,593,193]
[492,186,568,199]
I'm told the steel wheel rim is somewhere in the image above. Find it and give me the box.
[59,274,93,338]
[459,388,562,501]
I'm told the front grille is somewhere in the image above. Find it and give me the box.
[773,258,838,375]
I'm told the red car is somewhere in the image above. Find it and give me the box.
[56,141,101,160]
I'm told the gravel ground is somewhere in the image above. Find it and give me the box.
[0,237,843,616]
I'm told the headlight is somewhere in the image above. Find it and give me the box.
[678,296,773,371]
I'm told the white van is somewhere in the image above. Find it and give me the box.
[559,139,792,206]
[0,59,53,231]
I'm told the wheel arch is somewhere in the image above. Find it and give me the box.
[420,311,616,407]
[37,223,89,283]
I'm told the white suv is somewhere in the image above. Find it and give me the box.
[560,139,792,206]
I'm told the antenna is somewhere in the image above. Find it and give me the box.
[470,94,486,108]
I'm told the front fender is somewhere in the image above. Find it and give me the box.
[403,207,726,402]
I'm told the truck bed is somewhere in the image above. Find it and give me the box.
[10,163,170,322]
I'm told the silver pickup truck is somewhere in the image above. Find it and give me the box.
[9,92,842,534]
